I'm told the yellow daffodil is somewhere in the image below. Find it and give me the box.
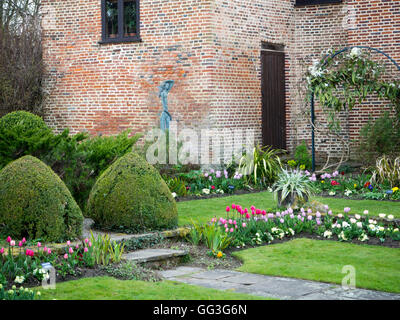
[321,180,325,184]
[354,184,357,188]
[392,187,399,193]
[217,251,223,258]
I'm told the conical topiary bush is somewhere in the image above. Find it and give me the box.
[87,152,178,233]
[0,155,84,242]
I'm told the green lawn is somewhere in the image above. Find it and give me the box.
[38,277,270,300]
[233,238,400,293]
[177,191,400,226]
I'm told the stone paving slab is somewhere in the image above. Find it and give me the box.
[123,249,188,263]
[159,267,400,300]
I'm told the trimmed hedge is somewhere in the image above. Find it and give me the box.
[0,111,48,132]
[87,152,178,233]
[0,156,83,242]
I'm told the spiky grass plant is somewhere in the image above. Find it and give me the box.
[272,168,317,207]
[238,145,283,187]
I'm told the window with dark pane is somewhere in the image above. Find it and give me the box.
[124,1,137,37]
[101,0,140,43]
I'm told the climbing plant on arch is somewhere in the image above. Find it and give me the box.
[306,46,400,171]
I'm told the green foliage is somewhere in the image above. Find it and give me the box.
[272,168,316,207]
[163,176,187,197]
[294,142,312,170]
[89,231,125,266]
[87,152,178,233]
[0,284,40,300]
[239,145,283,187]
[371,156,400,188]
[359,112,400,164]
[122,233,164,252]
[307,48,400,131]
[42,130,142,210]
[187,220,204,246]
[0,111,53,168]
[0,111,47,131]
[0,111,142,210]
[0,156,83,242]
[202,224,232,252]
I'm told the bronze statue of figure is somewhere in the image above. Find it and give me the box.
[159,80,174,131]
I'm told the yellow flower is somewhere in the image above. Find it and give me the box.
[354,184,357,188]
[300,165,306,170]
[217,251,223,258]
[392,187,399,193]
[321,180,325,184]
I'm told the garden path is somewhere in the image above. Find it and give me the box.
[160,267,400,300]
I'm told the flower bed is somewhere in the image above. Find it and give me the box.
[305,169,400,201]
[0,231,129,299]
[188,203,400,258]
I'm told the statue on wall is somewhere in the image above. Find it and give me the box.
[159,80,174,131]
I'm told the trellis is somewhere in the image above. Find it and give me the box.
[310,46,400,172]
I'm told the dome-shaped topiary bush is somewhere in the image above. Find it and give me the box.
[0,156,84,242]
[87,152,178,233]
[0,111,48,132]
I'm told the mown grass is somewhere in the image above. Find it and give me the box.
[37,277,271,300]
[233,238,400,293]
[177,191,400,226]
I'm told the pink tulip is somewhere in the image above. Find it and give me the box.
[69,247,73,254]
[18,241,23,247]
[226,206,230,212]
[84,247,88,253]
[67,240,71,245]
[230,228,234,233]
[37,242,41,248]
[261,210,266,216]
[0,248,4,254]
[10,240,15,247]
[48,249,52,254]
[242,223,246,228]
[84,238,89,244]
[225,228,229,232]
[75,244,79,249]
[64,254,68,259]
[6,236,11,243]
[88,242,92,247]
[22,237,26,244]
[231,204,236,209]
[245,213,250,219]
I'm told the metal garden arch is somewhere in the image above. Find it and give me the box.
[310,46,400,172]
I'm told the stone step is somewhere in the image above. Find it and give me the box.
[122,249,188,263]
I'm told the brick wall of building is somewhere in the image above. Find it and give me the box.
[42,0,215,136]
[41,0,400,163]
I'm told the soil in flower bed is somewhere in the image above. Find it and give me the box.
[175,189,266,202]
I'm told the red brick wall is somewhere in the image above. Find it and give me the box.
[42,0,400,162]
[42,0,214,135]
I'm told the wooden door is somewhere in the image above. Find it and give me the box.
[261,49,286,150]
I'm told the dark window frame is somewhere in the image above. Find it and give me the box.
[100,0,141,44]
[295,0,342,6]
